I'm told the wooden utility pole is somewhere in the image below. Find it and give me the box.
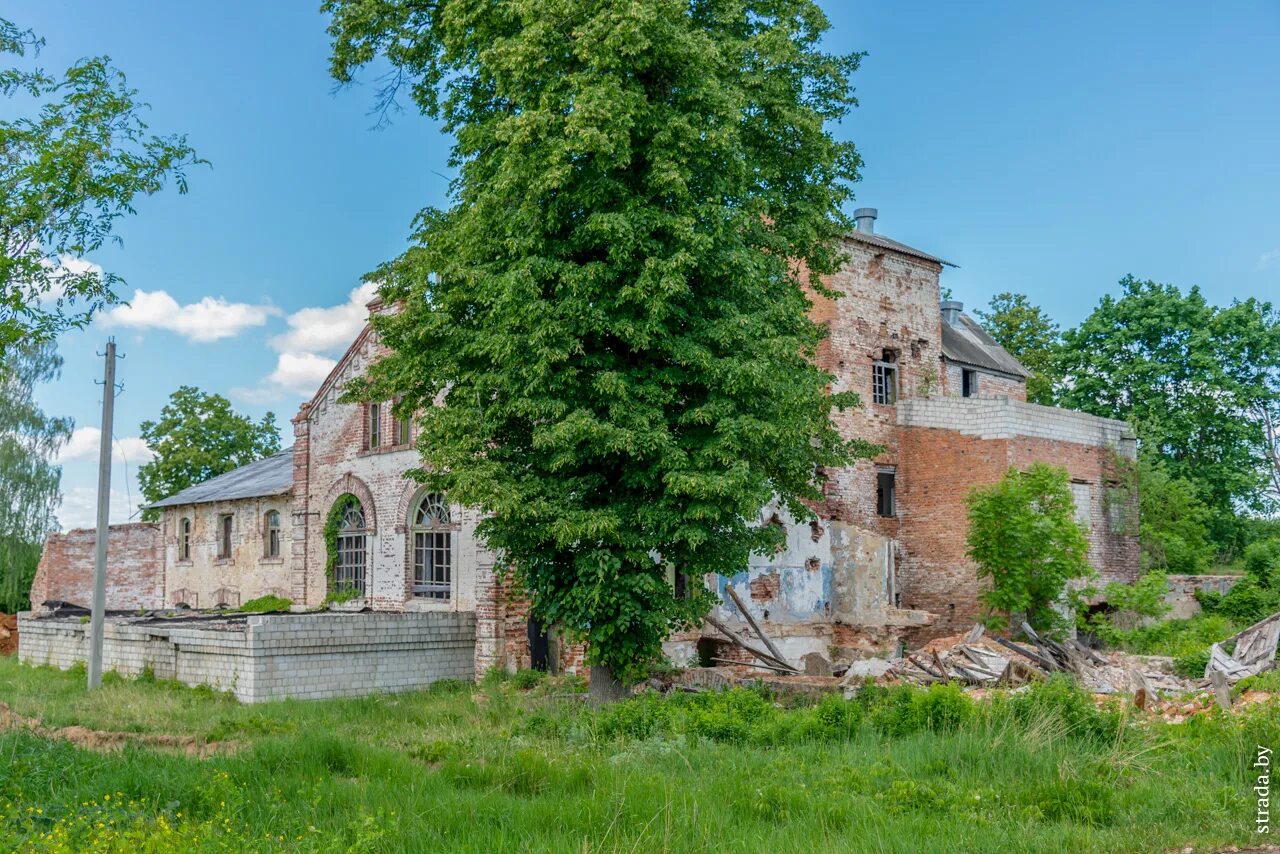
[87,339,120,690]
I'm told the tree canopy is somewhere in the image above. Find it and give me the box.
[1057,276,1279,549]
[326,0,870,689]
[0,17,202,352]
[975,292,1060,405]
[0,341,71,612]
[137,387,280,520]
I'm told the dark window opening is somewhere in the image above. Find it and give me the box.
[217,514,233,559]
[876,470,896,518]
[962,369,978,398]
[674,571,689,600]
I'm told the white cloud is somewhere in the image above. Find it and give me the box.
[57,427,155,466]
[268,352,338,395]
[56,486,136,530]
[102,289,280,343]
[1259,249,1280,270]
[233,282,377,403]
[270,281,379,356]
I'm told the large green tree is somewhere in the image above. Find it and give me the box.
[326,0,870,694]
[0,341,71,612]
[137,387,280,520]
[1057,276,1276,550]
[975,292,1060,405]
[0,17,202,351]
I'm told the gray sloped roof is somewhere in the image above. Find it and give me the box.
[145,449,294,509]
[941,314,1031,378]
[843,230,956,268]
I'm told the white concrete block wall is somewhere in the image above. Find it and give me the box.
[898,396,1135,451]
[16,611,476,703]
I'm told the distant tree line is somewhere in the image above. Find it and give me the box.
[977,278,1280,571]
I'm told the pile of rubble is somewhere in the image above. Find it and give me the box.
[889,622,1191,698]
[704,592,1280,708]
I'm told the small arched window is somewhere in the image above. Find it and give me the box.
[178,517,191,561]
[411,493,452,600]
[333,498,367,595]
[264,510,281,558]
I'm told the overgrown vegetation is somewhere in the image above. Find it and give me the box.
[235,595,292,614]
[326,0,878,690]
[0,657,1273,852]
[966,464,1093,634]
[322,493,362,602]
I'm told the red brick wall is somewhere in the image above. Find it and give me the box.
[895,425,1140,640]
[29,523,163,611]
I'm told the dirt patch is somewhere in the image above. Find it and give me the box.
[0,701,238,758]
[0,613,17,656]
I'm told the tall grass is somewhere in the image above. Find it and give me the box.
[0,657,1274,853]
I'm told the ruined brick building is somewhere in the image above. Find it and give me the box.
[30,210,1139,683]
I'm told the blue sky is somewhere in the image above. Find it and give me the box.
[7,1,1279,528]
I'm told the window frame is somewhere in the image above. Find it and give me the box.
[264,510,281,559]
[962,368,978,398]
[178,517,191,561]
[217,513,233,560]
[368,402,382,449]
[333,501,368,596]
[872,350,899,405]
[410,492,453,601]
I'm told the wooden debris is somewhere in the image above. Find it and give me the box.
[704,614,799,674]
[723,584,794,671]
[1205,608,1280,684]
[1209,670,1232,710]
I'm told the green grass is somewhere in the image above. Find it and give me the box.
[0,656,1275,853]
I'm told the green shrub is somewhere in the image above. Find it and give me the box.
[684,687,776,743]
[915,683,972,733]
[1173,648,1210,678]
[1005,677,1122,743]
[237,595,292,613]
[510,668,546,690]
[1202,577,1280,623]
[1243,539,1280,588]
[596,692,674,741]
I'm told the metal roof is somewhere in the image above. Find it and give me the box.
[842,230,956,268]
[145,449,294,509]
[940,314,1031,378]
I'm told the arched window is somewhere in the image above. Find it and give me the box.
[264,510,281,558]
[333,499,367,595]
[178,517,191,561]
[411,493,451,600]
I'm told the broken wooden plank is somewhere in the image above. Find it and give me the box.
[724,584,792,669]
[964,624,986,644]
[992,636,1054,673]
[704,614,799,673]
[907,654,944,679]
[1210,669,1232,710]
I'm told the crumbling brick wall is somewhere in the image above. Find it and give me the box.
[894,399,1140,641]
[28,523,163,611]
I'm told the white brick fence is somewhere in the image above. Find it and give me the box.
[17,610,475,703]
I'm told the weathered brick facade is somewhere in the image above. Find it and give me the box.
[30,212,1141,677]
[29,523,163,611]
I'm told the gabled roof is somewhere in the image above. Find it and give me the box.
[940,314,1031,378]
[145,449,294,509]
[843,230,956,268]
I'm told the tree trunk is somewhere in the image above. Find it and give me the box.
[588,663,629,705]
